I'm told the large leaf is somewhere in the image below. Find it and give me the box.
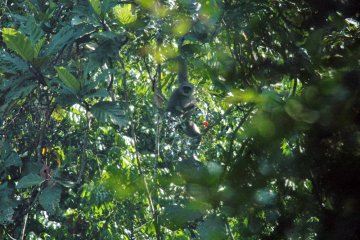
[198,215,227,240]
[83,88,109,98]
[0,51,28,74]
[34,37,46,58]
[89,0,102,16]
[39,185,61,214]
[4,82,36,103]
[0,140,22,168]
[46,26,76,55]
[4,152,22,168]
[90,101,128,127]
[2,28,35,61]
[55,66,81,93]
[0,207,14,225]
[113,4,137,24]
[161,200,208,231]
[19,16,44,45]
[16,173,44,189]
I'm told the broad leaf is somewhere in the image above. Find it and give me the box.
[113,4,137,24]
[4,152,22,168]
[39,185,61,214]
[84,88,109,98]
[2,28,35,61]
[161,201,208,231]
[5,82,36,103]
[89,0,102,16]
[46,26,76,55]
[34,37,46,58]
[55,66,81,93]
[198,215,227,240]
[20,16,44,45]
[0,207,14,225]
[91,101,128,127]
[16,173,44,189]
[1,141,22,168]
[0,51,28,74]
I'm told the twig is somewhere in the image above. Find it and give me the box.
[7,234,16,240]
[77,109,90,184]
[36,93,52,163]
[21,213,28,240]
[107,58,115,92]
[143,57,157,91]
[225,217,235,240]
[226,106,254,163]
[154,64,162,172]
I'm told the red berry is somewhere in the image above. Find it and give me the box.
[203,121,209,127]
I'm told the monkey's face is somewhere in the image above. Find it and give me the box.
[180,83,194,96]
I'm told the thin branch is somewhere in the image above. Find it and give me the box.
[154,63,162,172]
[226,106,254,163]
[225,217,235,240]
[36,93,53,163]
[21,213,28,240]
[143,57,157,91]
[77,109,90,184]
[107,58,115,92]
[7,234,16,240]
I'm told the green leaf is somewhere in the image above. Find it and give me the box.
[16,173,44,189]
[91,101,128,127]
[161,200,209,231]
[46,26,74,54]
[0,207,14,225]
[198,215,227,240]
[39,185,61,214]
[2,28,35,61]
[1,140,22,168]
[46,25,77,55]
[84,88,109,98]
[55,66,81,93]
[113,4,137,24]
[34,37,46,58]
[0,51,28,74]
[5,82,36,103]
[89,0,102,16]
[19,16,44,45]
[4,152,22,168]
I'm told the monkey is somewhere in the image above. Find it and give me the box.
[166,55,196,115]
[166,81,196,116]
[166,53,201,139]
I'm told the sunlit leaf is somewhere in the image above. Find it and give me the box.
[34,36,46,58]
[89,0,102,16]
[2,28,35,61]
[172,17,191,36]
[113,4,137,24]
[55,66,81,93]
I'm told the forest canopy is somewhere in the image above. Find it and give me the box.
[1,0,360,239]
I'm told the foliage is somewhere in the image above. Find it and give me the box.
[0,0,360,239]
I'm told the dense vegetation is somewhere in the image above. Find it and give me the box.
[1,0,360,239]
